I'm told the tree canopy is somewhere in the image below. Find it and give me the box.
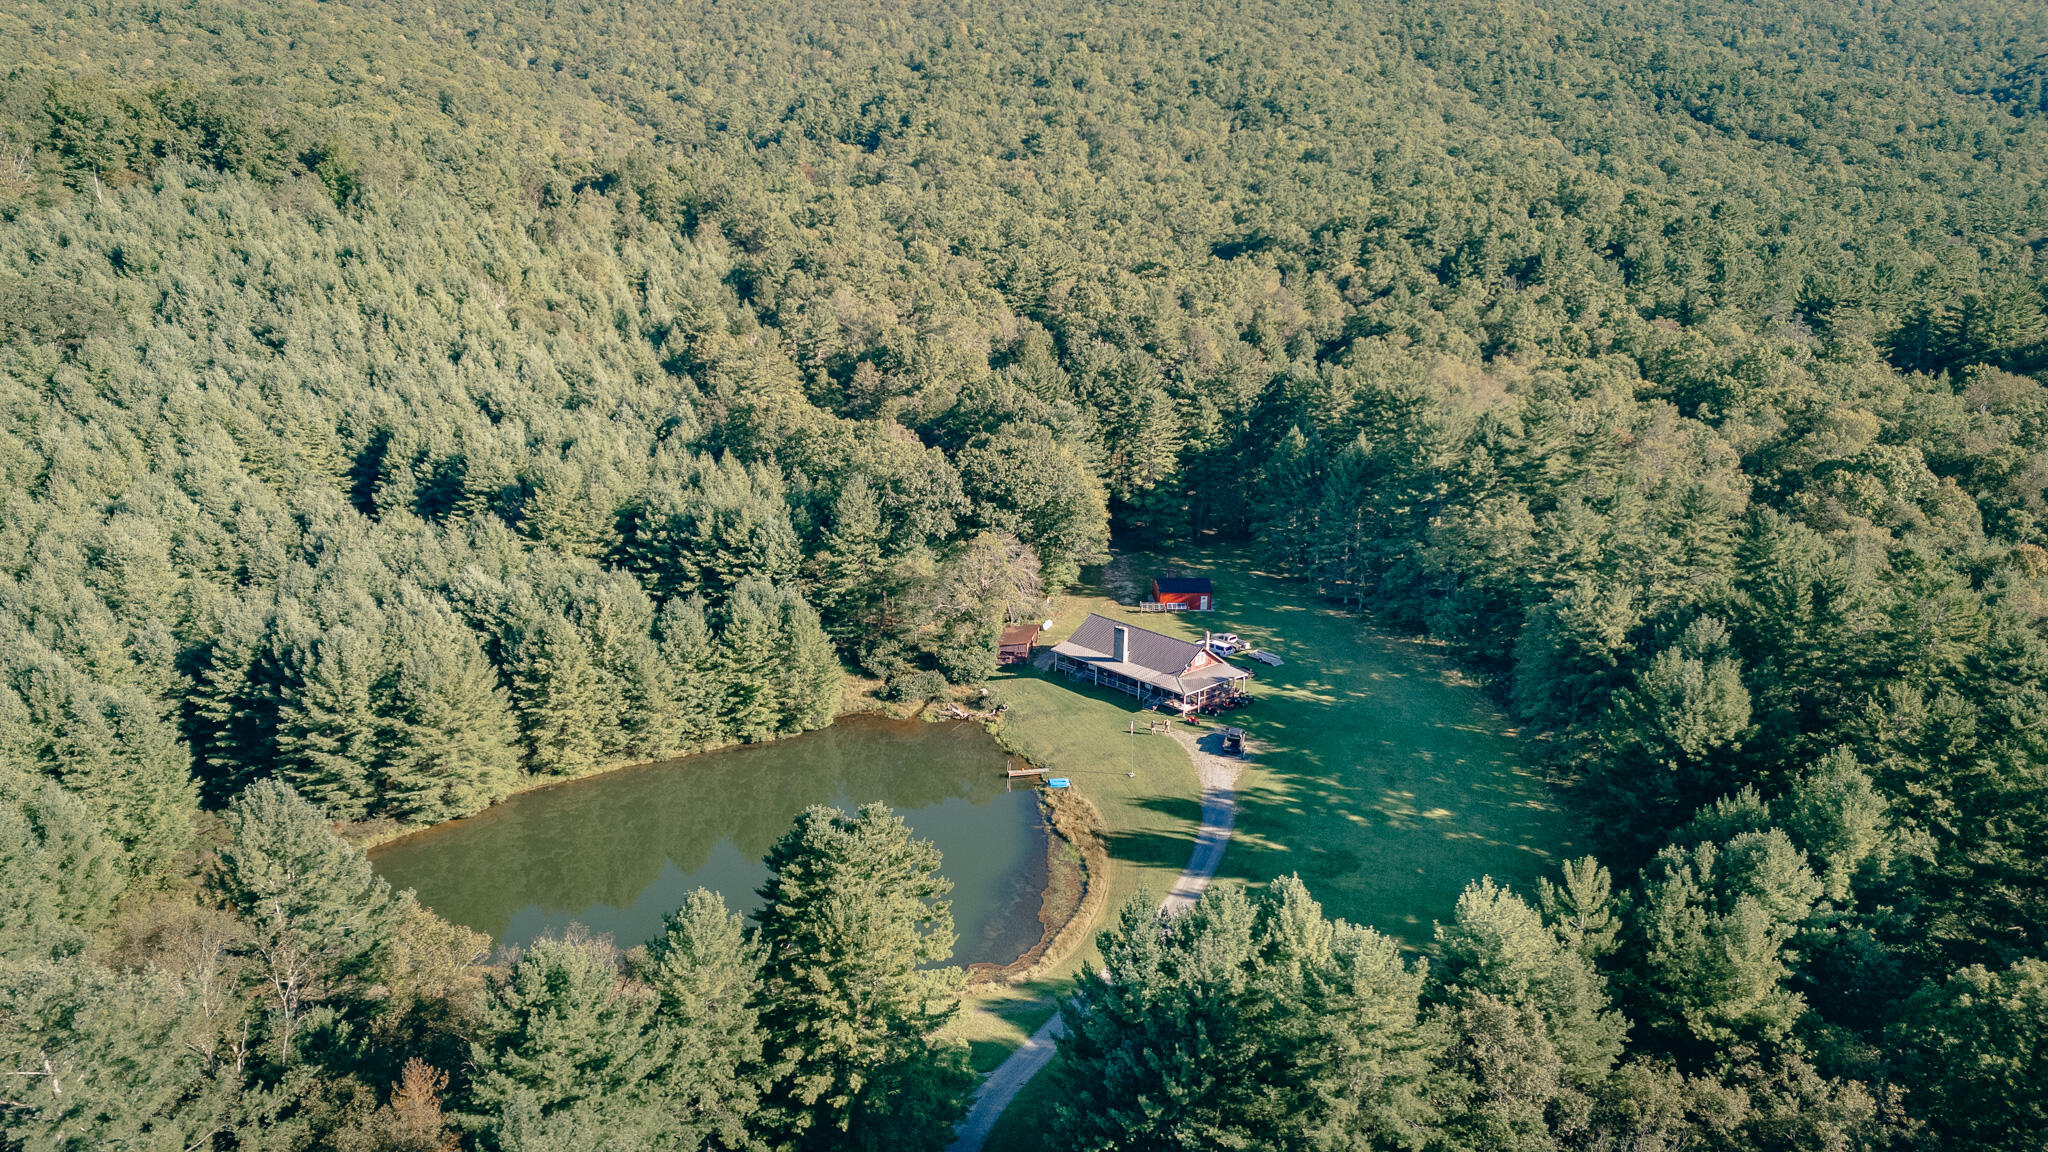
[3,0,2047,1146]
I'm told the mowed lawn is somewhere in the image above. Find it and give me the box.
[1030,546,1579,950]
[986,669,1204,947]
[970,546,1579,1152]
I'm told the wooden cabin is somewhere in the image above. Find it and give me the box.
[1151,577,1213,611]
[998,623,1042,665]
[1049,614,1250,710]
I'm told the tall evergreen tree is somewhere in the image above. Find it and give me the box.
[1055,879,1441,1151]
[751,804,972,1152]
[1894,959,2048,1152]
[466,932,665,1152]
[379,615,520,824]
[656,596,729,751]
[771,591,841,733]
[210,779,396,1064]
[1628,830,1822,1058]
[0,772,126,962]
[272,621,383,821]
[812,476,891,636]
[0,957,236,1152]
[639,890,770,1151]
[506,612,607,777]
[1434,878,1627,1091]
[717,587,782,745]
[1535,856,1621,964]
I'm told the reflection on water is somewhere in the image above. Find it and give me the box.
[371,715,1049,966]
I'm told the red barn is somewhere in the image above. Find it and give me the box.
[1151,577,1213,612]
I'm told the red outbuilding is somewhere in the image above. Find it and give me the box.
[1150,577,1213,612]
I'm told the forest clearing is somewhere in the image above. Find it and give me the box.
[1005,548,1572,946]
[952,546,1576,1142]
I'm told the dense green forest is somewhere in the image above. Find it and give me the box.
[3,0,2047,1148]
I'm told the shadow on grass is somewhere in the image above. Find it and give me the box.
[1110,544,1582,948]
[1097,820,1204,879]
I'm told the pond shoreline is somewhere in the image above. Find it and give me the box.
[967,788,1109,986]
[346,701,929,852]
[366,704,1086,973]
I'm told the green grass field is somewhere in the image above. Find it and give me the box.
[1080,547,1580,946]
[955,546,1580,1147]
[985,669,1205,940]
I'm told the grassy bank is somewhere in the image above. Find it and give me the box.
[940,645,1208,1072]
[984,672,1206,946]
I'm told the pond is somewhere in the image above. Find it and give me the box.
[370,715,1051,967]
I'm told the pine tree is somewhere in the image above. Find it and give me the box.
[379,616,520,824]
[210,779,396,1064]
[773,591,842,733]
[189,600,275,802]
[337,1058,461,1152]
[638,890,769,1150]
[1104,386,1184,505]
[1775,748,1890,904]
[1589,616,1754,848]
[717,586,782,744]
[1536,856,1621,963]
[0,772,127,962]
[2,647,197,877]
[812,476,890,637]
[0,956,235,1151]
[1055,878,1440,1151]
[579,580,683,762]
[520,461,613,559]
[272,621,383,821]
[752,804,972,1151]
[1434,878,1627,1091]
[1629,830,1822,1057]
[1894,958,2048,1152]
[467,931,665,1152]
[506,612,606,777]
[656,596,729,751]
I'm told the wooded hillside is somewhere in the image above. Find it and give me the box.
[2,1,2046,1148]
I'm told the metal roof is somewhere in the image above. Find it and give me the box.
[1050,613,1249,697]
[1153,577,1213,594]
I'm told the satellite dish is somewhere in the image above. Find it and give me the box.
[1043,619,1055,630]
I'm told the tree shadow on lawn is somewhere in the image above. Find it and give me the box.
[1122,547,1579,946]
[1098,812,1208,888]
[1220,734,1575,948]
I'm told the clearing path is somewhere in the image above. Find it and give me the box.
[947,1013,1066,1152]
[946,725,1248,1152]
[1159,726,1247,913]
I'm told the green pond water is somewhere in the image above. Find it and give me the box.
[370,716,1051,966]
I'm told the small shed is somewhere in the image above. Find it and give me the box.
[998,623,1043,665]
[1152,577,1213,612]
